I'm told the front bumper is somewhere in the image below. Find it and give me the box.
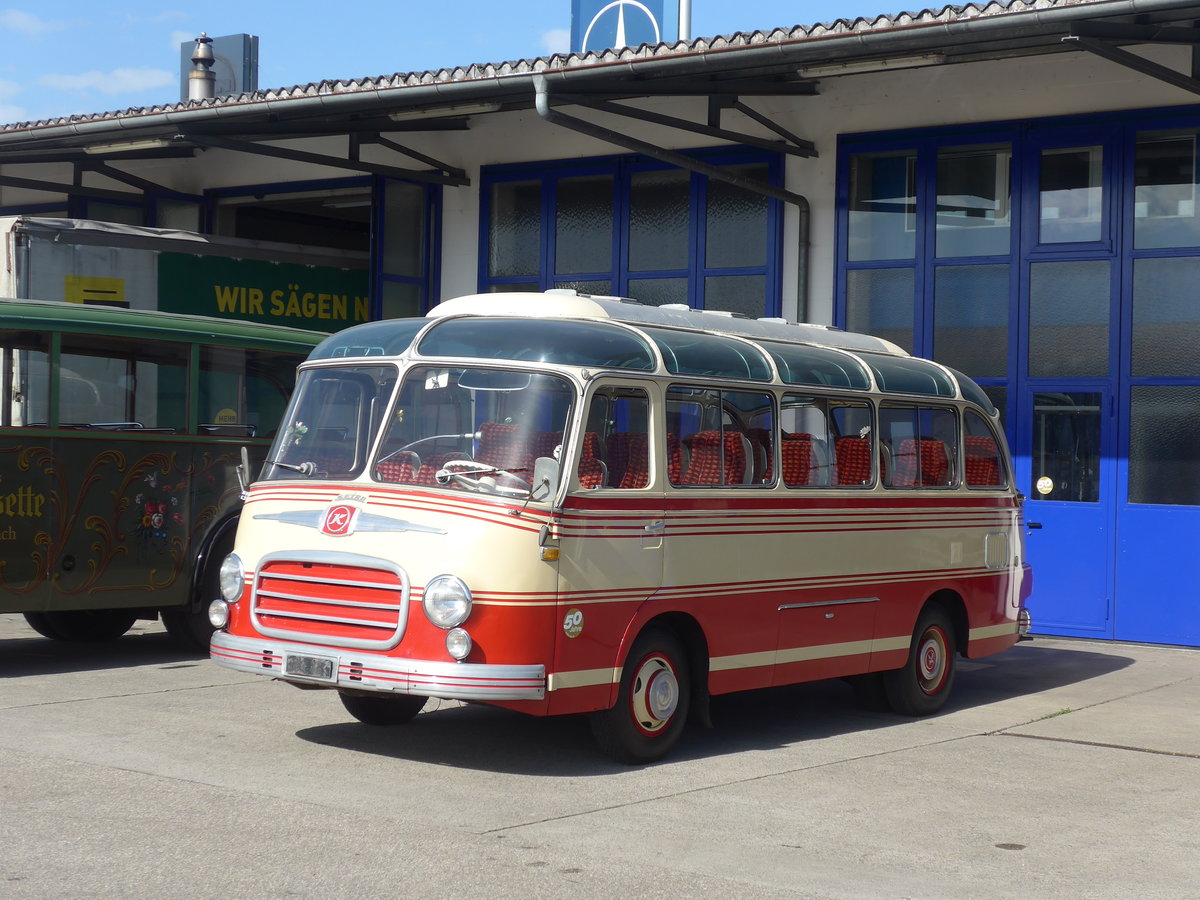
[211,630,546,701]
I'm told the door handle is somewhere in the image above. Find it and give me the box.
[644,520,665,533]
[1027,522,1043,530]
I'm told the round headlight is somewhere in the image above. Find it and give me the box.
[208,599,230,629]
[219,553,245,603]
[446,627,472,661]
[423,575,472,629]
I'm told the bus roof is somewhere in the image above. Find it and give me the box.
[428,292,907,356]
[0,297,326,350]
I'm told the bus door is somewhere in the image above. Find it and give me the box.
[554,382,663,685]
[1020,388,1115,638]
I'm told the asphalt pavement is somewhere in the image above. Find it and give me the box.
[0,613,1197,899]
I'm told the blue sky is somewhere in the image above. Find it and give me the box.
[0,1,891,125]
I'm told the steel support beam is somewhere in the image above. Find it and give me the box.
[176,133,469,186]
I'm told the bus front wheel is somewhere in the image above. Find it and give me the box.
[883,606,957,717]
[591,628,690,764]
[23,610,138,642]
[338,690,428,726]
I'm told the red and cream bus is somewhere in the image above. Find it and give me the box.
[209,291,1031,762]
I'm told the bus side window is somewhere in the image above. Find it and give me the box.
[780,394,833,487]
[880,404,958,488]
[587,386,650,489]
[667,387,772,487]
[1,331,50,427]
[60,335,187,432]
[964,409,1007,489]
[830,401,875,486]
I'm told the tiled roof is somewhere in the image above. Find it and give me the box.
[0,0,1107,133]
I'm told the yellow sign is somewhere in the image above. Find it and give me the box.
[64,275,126,307]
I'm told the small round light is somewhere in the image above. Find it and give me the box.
[423,575,472,628]
[208,599,230,629]
[446,627,472,661]
[219,553,245,603]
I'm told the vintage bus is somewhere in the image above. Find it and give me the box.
[209,292,1031,762]
[0,300,322,647]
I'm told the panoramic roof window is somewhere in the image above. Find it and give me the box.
[418,317,655,370]
[641,326,772,381]
[864,355,957,398]
[310,319,426,360]
[760,341,870,390]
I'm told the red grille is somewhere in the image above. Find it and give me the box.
[251,557,409,649]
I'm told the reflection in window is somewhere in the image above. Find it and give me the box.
[933,264,1009,377]
[1031,392,1101,503]
[1039,146,1103,244]
[1134,131,1200,249]
[936,146,1011,257]
[848,151,917,261]
[846,268,914,353]
[59,336,187,431]
[0,331,49,427]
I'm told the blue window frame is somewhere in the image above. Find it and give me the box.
[480,147,783,317]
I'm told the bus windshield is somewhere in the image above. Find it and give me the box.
[268,363,575,498]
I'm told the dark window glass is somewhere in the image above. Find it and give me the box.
[1129,386,1200,506]
[933,264,1008,377]
[846,268,914,353]
[761,341,870,390]
[642,327,772,381]
[419,318,655,371]
[629,169,689,271]
[936,146,1012,258]
[864,355,957,398]
[556,175,614,276]
[1031,392,1101,503]
[1029,260,1110,378]
[1132,256,1200,377]
[848,151,917,261]
[489,180,541,277]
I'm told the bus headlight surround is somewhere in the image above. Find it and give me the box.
[219,553,245,603]
[423,575,472,628]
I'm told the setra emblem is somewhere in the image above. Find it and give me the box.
[321,504,358,536]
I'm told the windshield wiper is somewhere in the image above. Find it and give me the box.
[264,458,317,476]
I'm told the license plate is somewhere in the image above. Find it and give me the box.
[284,653,337,683]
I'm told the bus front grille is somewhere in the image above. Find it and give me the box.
[250,554,411,650]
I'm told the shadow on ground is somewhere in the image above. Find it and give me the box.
[0,618,203,677]
[294,639,1133,776]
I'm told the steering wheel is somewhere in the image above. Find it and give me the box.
[435,459,532,498]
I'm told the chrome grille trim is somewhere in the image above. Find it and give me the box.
[250,550,411,651]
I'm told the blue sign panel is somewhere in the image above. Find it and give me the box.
[571,0,678,53]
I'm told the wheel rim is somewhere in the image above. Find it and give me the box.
[629,653,679,736]
[915,625,950,695]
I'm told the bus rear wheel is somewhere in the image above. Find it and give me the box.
[23,610,138,642]
[883,606,957,716]
[338,691,428,726]
[590,628,690,764]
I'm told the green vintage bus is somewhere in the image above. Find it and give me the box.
[0,300,323,647]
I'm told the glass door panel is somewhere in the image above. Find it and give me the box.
[1023,389,1113,637]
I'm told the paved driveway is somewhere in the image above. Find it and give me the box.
[1,614,1197,899]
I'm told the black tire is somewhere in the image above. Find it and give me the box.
[22,609,137,642]
[338,691,428,726]
[163,531,233,650]
[883,606,957,717]
[590,628,690,764]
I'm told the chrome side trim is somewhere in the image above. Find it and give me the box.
[210,630,545,701]
[777,597,879,611]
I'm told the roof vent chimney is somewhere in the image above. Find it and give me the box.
[187,33,216,101]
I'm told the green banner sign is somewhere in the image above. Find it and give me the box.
[158,253,370,332]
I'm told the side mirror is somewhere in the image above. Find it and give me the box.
[531,457,560,502]
[236,446,251,499]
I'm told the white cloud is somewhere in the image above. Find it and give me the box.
[38,67,175,95]
[540,28,571,55]
[171,30,195,52]
[0,77,22,100]
[0,9,63,35]
[0,104,27,123]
